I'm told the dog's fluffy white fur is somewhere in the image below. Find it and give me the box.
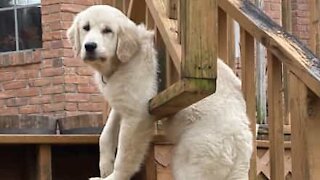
[67,5,252,180]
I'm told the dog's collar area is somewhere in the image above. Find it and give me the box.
[101,75,107,84]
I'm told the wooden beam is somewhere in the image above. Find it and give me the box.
[180,0,217,79]
[37,145,52,180]
[0,135,99,144]
[289,74,320,180]
[149,78,215,118]
[146,0,181,75]
[267,52,285,180]
[240,28,257,180]
[218,0,320,97]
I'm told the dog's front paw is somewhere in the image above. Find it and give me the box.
[89,177,102,180]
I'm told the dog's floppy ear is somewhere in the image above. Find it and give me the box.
[116,25,140,63]
[67,16,81,56]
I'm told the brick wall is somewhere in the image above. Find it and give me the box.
[292,0,310,45]
[0,0,105,117]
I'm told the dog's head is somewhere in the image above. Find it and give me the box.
[67,5,149,75]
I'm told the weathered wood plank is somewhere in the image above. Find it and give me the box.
[180,0,217,79]
[146,0,181,75]
[167,0,178,19]
[240,28,257,180]
[149,78,215,118]
[218,0,320,97]
[267,52,285,180]
[0,135,99,144]
[289,73,320,180]
[37,145,52,180]
[218,8,228,64]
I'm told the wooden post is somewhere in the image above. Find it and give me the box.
[282,0,292,125]
[144,144,156,180]
[267,52,285,180]
[37,145,52,180]
[240,28,257,180]
[289,74,320,180]
[101,0,114,5]
[309,0,320,55]
[180,0,217,79]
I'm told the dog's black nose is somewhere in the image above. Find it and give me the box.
[85,42,97,52]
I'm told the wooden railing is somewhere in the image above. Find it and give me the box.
[104,0,320,179]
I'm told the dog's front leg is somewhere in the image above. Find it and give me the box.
[109,116,154,180]
[99,109,121,178]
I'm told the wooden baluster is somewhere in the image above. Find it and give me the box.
[267,52,285,180]
[240,28,257,180]
[289,73,320,180]
[218,8,228,64]
[37,145,52,180]
[309,0,320,55]
[227,16,235,71]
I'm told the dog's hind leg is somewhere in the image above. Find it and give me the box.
[99,109,121,178]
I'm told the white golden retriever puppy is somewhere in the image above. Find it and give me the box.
[67,5,253,180]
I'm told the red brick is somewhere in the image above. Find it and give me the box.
[77,67,94,76]
[41,85,64,95]
[43,31,63,41]
[19,105,41,114]
[52,76,65,85]
[51,40,64,49]
[30,95,51,104]
[16,70,39,79]
[3,81,27,90]
[16,88,40,97]
[63,49,75,57]
[61,12,74,21]
[65,103,77,111]
[65,93,90,102]
[78,85,99,93]
[42,0,60,5]
[42,49,63,59]
[0,91,15,99]
[61,4,86,13]
[43,103,65,112]
[78,102,104,111]
[41,67,64,77]
[63,58,85,67]
[42,4,61,15]
[0,107,19,115]
[6,98,28,107]
[90,95,105,103]
[29,79,51,87]
[65,75,91,84]
[65,67,76,75]
[53,94,65,102]
[65,84,77,92]
[42,13,61,23]
[0,72,15,82]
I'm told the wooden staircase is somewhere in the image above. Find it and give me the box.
[109,0,320,179]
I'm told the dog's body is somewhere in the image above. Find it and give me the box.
[67,5,252,180]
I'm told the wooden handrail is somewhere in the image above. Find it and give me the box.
[218,0,320,97]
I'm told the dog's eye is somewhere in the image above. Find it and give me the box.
[102,27,112,34]
[83,24,90,31]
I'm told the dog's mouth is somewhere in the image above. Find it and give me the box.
[84,53,107,62]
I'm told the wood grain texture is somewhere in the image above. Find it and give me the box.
[146,0,181,75]
[218,8,228,64]
[37,145,52,180]
[218,0,320,97]
[149,78,215,118]
[289,73,320,180]
[240,28,257,180]
[267,52,285,180]
[180,0,217,79]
